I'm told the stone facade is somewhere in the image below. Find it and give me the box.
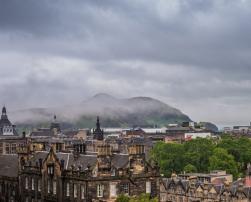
[160,176,251,202]
[0,143,160,202]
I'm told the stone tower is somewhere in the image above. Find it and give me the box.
[93,116,104,141]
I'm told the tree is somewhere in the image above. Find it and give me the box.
[183,138,215,172]
[151,141,185,176]
[116,195,130,202]
[184,164,197,173]
[209,148,238,178]
[218,136,251,174]
[116,194,158,202]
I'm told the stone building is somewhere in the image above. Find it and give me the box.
[160,174,251,202]
[0,155,19,202]
[0,141,160,202]
[30,115,62,138]
[0,106,27,155]
[0,106,18,136]
[93,117,104,141]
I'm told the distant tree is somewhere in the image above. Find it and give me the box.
[151,141,185,176]
[151,137,247,179]
[209,148,238,178]
[183,138,215,172]
[218,136,251,173]
[184,164,197,173]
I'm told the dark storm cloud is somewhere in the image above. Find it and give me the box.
[0,0,251,126]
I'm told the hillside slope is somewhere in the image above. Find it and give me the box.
[10,93,191,128]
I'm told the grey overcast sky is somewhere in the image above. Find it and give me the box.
[0,0,251,127]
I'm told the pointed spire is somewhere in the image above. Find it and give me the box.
[96,116,100,130]
[54,114,57,121]
[93,116,104,141]
[2,106,6,115]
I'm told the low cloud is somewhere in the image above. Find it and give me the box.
[0,0,251,126]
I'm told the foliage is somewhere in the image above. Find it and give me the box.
[183,138,215,172]
[116,195,130,202]
[184,164,197,173]
[151,141,185,176]
[218,136,251,174]
[151,136,251,179]
[209,148,239,178]
[116,194,158,202]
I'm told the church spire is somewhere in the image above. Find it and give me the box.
[93,116,104,141]
[1,106,8,120]
[96,116,100,130]
[2,106,6,115]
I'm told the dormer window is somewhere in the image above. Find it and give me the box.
[97,184,104,198]
[66,183,70,197]
[47,164,54,176]
[25,177,28,190]
[31,178,34,190]
[111,168,116,176]
[146,181,151,194]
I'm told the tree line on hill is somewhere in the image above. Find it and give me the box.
[150,135,251,179]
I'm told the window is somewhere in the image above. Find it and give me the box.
[97,184,104,198]
[53,181,57,195]
[121,183,129,195]
[5,143,10,154]
[31,178,34,190]
[110,183,117,197]
[38,180,41,192]
[47,165,54,176]
[74,184,78,198]
[47,180,50,194]
[0,143,3,154]
[25,177,28,190]
[146,181,151,194]
[66,183,70,197]
[111,169,116,176]
[11,144,16,154]
[81,185,85,199]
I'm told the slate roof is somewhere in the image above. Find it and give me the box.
[0,154,18,178]
[27,151,131,171]
[64,131,79,138]
[30,128,53,137]
[112,154,129,169]
[163,176,251,199]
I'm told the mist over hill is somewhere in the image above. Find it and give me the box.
[10,93,191,129]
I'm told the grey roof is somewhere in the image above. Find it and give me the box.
[0,154,18,178]
[66,153,97,170]
[28,151,97,170]
[30,128,53,137]
[244,187,251,198]
[64,131,79,138]
[112,154,129,169]
[28,151,133,171]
